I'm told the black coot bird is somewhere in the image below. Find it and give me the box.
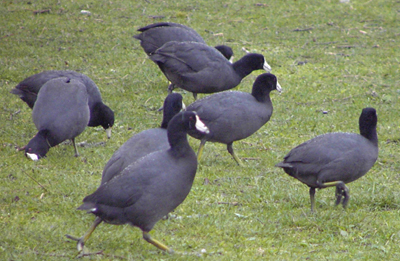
[275,108,378,212]
[25,77,90,160]
[186,73,281,166]
[10,70,114,138]
[101,93,185,184]
[133,22,234,62]
[65,111,209,253]
[150,41,271,100]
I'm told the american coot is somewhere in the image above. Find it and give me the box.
[101,93,185,184]
[150,41,272,100]
[275,108,378,212]
[133,22,234,62]
[25,77,90,161]
[10,70,114,138]
[65,111,209,253]
[186,73,281,166]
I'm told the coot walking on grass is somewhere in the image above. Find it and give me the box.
[186,73,281,165]
[275,108,378,212]
[66,111,209,253]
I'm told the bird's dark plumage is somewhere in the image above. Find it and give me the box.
[133,22,234,61]
[25,77,90,160]
[133,22,205,55]
[11,70,114,137]
[101,93,185,185]
[186,73,281,165]
[66,111,209,253]
[150,41,271,99]
[275,107,378,212]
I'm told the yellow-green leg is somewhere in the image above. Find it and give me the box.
[65,217,102,252]
[197,139,207,161]
[227,143,243,166]
[143,231,174,254]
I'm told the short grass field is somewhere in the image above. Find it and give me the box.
[1,0,400,260]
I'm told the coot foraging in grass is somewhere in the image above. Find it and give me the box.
[275,107,378,212]
[133,22,234,62]
[186,73,281,166]
[101,93,185,184]
[25,77,90,160]
[66,111,209,253]
[150,41,271,100]
[11,70,114,138]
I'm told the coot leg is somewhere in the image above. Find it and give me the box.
[65,217,102,252]
[309,187,316,213]
[323,181,350,209]
[335,185,343,206]
[338,182,350,208]
[72,138,79,157]
[143,231,174,253]
[196,139,207,161]
[227,143,243,166]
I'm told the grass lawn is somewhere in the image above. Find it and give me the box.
[1,0,400,260]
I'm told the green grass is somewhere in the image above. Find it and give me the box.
[1,0,400,260]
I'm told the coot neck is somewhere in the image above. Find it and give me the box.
[232,59,255,80]
[252,89,272,103]
[39,129,57,147]
[167,127,192,157]
[360,126,378,147]
[161,120,168,129]
[88,102,113,129]
[161,106,177,129]
[88,102,102,127]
